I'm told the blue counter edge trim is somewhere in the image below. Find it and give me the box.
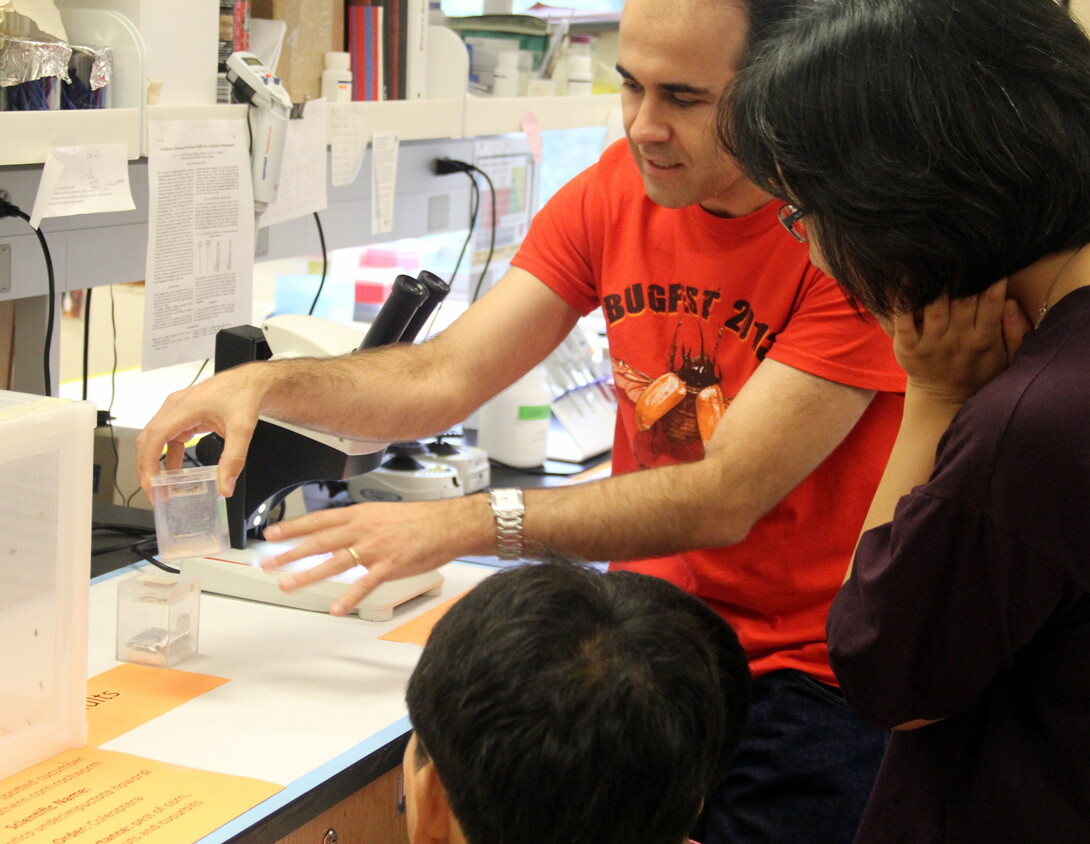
[194,715,413,844]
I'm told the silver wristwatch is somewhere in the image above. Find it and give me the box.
[489,488,525,560]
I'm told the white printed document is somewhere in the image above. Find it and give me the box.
[30,143,135,229]
[260,98,329,229]
[142,119,254,371]
[331,103,369,187]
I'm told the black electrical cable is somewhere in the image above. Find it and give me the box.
[187,358,210,388]
[488,457,582,478]
[307,210,329,315]
[467,164,498,304]
[81,288,92,401]
[419,169,480,341]
[93,521,156,537]
[38,230,55,396]
[131,539,180,574]
[0,194,57,396]
[92,536,156,557]
[429,157,498,328]
[451,173,481,282]
[101,284,130,507]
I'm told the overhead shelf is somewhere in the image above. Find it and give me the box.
[325,93,619,140]
[464,93,620,137]
[345,98,464,141]
[0,108,143,165]
[0,93,620,167]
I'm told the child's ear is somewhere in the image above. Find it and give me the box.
[410,760,456,844]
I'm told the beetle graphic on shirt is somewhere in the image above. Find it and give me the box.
[612,322,732,464]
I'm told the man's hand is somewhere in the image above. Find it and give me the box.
[259,495,493,616]
[136,363,269,498]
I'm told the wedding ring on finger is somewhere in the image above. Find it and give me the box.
[345,546,363,567]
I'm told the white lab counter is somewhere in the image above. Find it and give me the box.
[87,559,496,843]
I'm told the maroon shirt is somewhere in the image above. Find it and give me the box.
[829,287,1090,842]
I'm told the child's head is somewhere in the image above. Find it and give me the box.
[404,560,751,844]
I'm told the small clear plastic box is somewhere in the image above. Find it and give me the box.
[116,574,200,668]
[150,465,229,560]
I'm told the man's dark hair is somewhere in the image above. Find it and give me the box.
[722,0,1090,318]
[405,560,751,844]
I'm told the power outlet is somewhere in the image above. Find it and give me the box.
[0,243,10,295]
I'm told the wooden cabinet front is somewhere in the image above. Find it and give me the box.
[275,766,408,844]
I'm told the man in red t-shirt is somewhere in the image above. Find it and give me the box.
[137,0,904,840]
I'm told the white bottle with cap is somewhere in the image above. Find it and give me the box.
[492,50,520,97]
[322,52,353,103]
[565,55,593,96]
[565,34,593,96]
[476,367,553,468]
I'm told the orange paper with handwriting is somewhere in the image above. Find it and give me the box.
[0,665,281,844]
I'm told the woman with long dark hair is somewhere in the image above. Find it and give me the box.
[724,0,1090,839]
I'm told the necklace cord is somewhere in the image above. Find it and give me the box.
[1036,243,1090,328]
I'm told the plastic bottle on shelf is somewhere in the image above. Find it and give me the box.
[492,50,520,97]
[321,52,353,103]
[565,54,593,96]
[565,34,594,96]
[476,368,553,469]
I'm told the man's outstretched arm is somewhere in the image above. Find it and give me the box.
[135,268,580,497]
[262,357,876,614]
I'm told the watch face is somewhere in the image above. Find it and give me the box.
[491,488,524,510]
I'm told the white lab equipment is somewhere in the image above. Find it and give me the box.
[225,51,291,213]
[179,302,453,622]
[477,367,553,468]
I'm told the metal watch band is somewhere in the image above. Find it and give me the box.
[489,488,525,560]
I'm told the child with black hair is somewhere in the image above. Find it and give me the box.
[402,560,751,844]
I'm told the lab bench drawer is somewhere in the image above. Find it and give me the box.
[275,765,408,844]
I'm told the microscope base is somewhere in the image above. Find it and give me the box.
[178,541,444,622]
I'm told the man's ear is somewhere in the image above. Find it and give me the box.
[409,760,456,844]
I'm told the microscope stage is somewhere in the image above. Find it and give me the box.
[178,541,444,622]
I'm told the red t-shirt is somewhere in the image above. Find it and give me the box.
[513,141,905,683]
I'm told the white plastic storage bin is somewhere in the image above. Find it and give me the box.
[0,391,96,781]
